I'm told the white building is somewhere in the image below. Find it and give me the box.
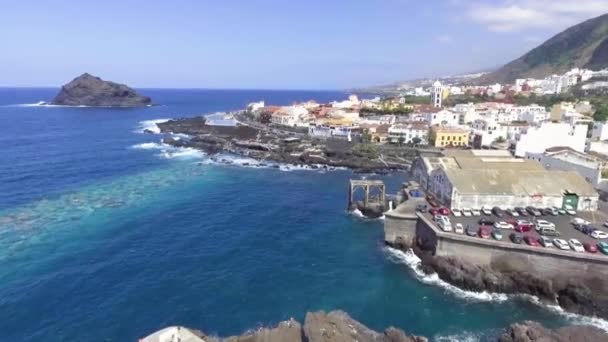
[520,110,549,124]
[471,118,508,147]
[431,81,443,108]
[500,122,530,142]
[331,94,360,109]
[308,123,359,138]
[592,122,608,141]
[270,106,310,127]
[424,109,459,126]
[387,122,429,145]
[515,122,588,157]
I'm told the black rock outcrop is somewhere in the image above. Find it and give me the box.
[51,73,151,107]
[499,321,608,342]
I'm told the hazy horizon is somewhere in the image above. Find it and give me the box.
[2,0,608,89]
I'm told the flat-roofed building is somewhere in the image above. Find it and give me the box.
[429,126,469,148]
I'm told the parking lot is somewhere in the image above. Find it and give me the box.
[422,207,608,253]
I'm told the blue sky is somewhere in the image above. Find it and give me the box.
[1,0,607,89]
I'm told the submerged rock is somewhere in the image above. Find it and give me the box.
[51,73,151,107]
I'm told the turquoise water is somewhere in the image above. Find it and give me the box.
[0,89,603,341]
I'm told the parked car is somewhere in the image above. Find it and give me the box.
[492,229,503,240]
[509,233,523,244]
[553,206,567,215]
[543,207,559,216]
[598,241,608,255]
[429,208,440,216]
[535,220,555,230]
[515,224,533,233]
[604,220,608,228]
[581,225,598,235]
[571,217,590,226]
[583,242,598,253]
[515,207,529,216]
[524,235,540,247]
[439,207,450,216]
[492,207,504,218]
[454,223,464,234]
[591,230,608,239]
[538,226,559,236]
[479,226,491,239]
[568,239,585,252]
[481,207,492,216]
[466,225,478,236]
[436,216,452,232]
[494,221,514,230]
[553,239,570,250]
[506,209,519,217]
[428,199,439,208]
[471,208,481,216]
[538,236,553,247]
[416,204,428,213]
[564,205,576,216]
[451,209,461,217]
[479,218,495,226]
[526,206,542,217]
[462,208,473,217]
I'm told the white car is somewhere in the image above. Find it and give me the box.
[462,208,473,217]
[603,220,608,228]
[571,217,590,226]
[481,207,492,215]
[452,209,462,217]
[471,208,481,216]
[591,230,608,239]
[554,207,567,215]
[553,239,570,250]
[494,221,514,230]
[535,220,555,230]
[436,216,452,232]
[568,239,585,252]
[538,236,553,247]
[564,205,576,216]
[454,223,464,234]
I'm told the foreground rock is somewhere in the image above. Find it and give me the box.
[409,246,608,321]
[141,310,426,342]
[51,73,151,107]
[500,321,608,342]
[141,311,608,341]
[157,116,418,172]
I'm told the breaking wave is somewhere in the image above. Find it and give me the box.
[134,119,170,134]
[385,247,608,332]
[130,142,205,160]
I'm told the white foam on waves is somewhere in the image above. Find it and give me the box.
[348,209,385,221]
[130,142,205,160]
[135,119,170,134]
[386,247,608,332]
[385,247,508,302]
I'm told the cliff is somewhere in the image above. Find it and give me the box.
[51,73,151,107]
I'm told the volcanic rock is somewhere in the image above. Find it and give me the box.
[51,73,151,107]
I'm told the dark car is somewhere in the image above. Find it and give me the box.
[510,233,523,244]
[544,207,559,216]
[492,207,504,218]
[525,206,542,217]
[466,225,478,236]
[524,235,540,247]
[478,226,491,239]
[429,208,440,216]
[478,218,495,226]
[515,207,529,217]
[515,221,533,233]
[416,204,428,213]
[581,225,598,235]
[506,209,519,217]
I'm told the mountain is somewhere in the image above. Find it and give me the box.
[477,13,608,84]
[51,73,151,107]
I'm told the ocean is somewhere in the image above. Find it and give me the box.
[0,88,604,341]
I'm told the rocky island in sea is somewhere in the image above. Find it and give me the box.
[140,310,608,342]
[51,73,151,107]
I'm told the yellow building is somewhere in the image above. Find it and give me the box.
[430,126,469,147]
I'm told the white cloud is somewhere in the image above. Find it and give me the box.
[460,0,608,32]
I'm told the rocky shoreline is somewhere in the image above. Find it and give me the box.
[389,238,608,323]
[142,310,608,342]
[154,116,419,173]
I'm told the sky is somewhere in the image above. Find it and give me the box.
[1,0,608,89]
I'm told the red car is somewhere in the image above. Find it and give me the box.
[515,224,533,233]
[524,235,539,247]
[429,208,440,216]
[583,242,598,253]
[439,207,450,216]
[478,226,491,239]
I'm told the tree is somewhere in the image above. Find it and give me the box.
[412,137,421,146]
[361,129,372,143]
[593,105,608,122]
[398,136,405,146]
